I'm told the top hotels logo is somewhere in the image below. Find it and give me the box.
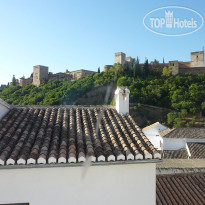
[143,6,204,36]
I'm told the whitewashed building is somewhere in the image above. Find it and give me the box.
[142,122,169,150]
[143,121,205,159]
[0,87,161,205]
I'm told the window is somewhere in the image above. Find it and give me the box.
[196,55,199,62]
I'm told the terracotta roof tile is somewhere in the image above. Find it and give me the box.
[0,107,160,166]
[164,128,205,139]
[157,173,205,205]
[188,143,205,159]
[163,149,189,159]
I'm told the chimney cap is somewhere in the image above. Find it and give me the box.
[115,86,130,95]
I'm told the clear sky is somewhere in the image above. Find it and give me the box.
[0,0,205,84]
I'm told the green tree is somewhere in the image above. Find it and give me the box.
[180,109,188,118]
[12,75,17,86]
[123,62,130,75]
[202,102,205,112]
[143,59,149,76]
[117,77,132,87]
[135,56,141,76]
[167,112,178,126]
[173,117,184,128]
[162,66,172,77]
[98,67,100,73]
[154,59,159,64]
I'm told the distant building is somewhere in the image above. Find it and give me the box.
[125,56,135,67]
[0,84,6,88]
[104,52,135,72]
[20,75,33,86]
[18,66,95,86]
[33,65,49,86]
[104,65,113,72]
[115,52,135,67]
[104,49,205,75]
[115,52,126,65]
[49,72,72,81]
[70,69,95,80]
[169,50,205,75]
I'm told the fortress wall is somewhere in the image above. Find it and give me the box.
[179,67,205,74]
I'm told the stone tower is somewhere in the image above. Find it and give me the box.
[33,65,49,86]
[169,61,179,75]
[191,51,204,67]
[115,52,126,66]
[115,86,130,115]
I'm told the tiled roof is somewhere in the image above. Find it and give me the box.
[188,143,205,159]
[0,107,160,166]
[142,122,161,132]
[156,172,205,205]
[162,149,189,159]
[163,128,205,139]
[159,128,172,137]
[162,142,205,159]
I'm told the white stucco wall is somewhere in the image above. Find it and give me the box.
[115,87,130,115]
[163,138,186,150]
[0,101,10,120]
[0,163,156,205]
[163,138,205,150]
[143,123,167,150]
[144,135,163,150]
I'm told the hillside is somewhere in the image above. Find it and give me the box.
[0,63,205,128]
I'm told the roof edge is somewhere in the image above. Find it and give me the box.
[142,122,161,132]
[0,98,12,109]
[0,159,161,170]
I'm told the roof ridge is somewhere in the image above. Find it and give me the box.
[142,122,160,132]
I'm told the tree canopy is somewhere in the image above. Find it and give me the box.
[1,63,205,128]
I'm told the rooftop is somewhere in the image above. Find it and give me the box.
[187,143,205,159]
[163,128,205,139]
[157,159,205,174]
[0,106,160,167]
[156,172,205,205]
[159,128,172,137]
[163,149,188,159]
[191,51,204,54]
[142,122,168,133]
[142,122,161,132]
[71,69,96,73]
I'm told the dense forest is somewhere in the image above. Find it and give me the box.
[0,62,205,128]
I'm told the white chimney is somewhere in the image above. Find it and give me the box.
[115,87,130,114]
[0,98,11,120]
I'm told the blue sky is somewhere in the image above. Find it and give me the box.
[0,0,205,84]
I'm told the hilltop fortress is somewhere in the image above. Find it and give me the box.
[169,50,205,75]
[104,49,205,75]
[17,49,205,87]
[19,67,95,86]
